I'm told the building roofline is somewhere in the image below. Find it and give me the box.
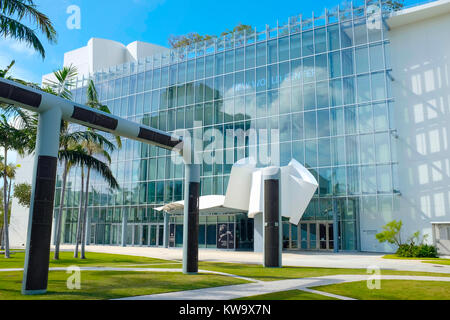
[387,0,450,29]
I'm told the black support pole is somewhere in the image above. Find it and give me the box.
[263,167,282,268]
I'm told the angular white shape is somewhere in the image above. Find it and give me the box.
[157,158,318,225]
[248,170,263,218]
[281,159,319,225]
[223,158,256,212]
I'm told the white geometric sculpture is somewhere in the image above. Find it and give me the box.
[224,158,318,225]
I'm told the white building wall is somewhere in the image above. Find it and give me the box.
[8,154,34,248]
[360,0,450,252]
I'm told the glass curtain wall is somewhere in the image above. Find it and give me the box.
[58,0,398,251]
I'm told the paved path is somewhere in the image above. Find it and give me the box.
[116,275,450,300]
[58,245,450,274]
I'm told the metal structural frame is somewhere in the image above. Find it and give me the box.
[0,77,200,295]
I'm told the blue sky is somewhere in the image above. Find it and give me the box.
[0,0,426,85]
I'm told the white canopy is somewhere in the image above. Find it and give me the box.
[155,195,243,215]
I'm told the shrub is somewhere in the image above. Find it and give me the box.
[416,244,438,258]
[376,220,403,247]
[377,220,438,258]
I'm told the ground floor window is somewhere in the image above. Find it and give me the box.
[169,213,253,251]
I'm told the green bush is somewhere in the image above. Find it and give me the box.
[377,220,438,258]
[396,244,438,258]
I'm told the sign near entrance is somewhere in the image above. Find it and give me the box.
[169,224,175,247]
[217,223,235,249]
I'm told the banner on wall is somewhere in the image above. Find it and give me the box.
[169,224,175,247]
[217,223,235,249]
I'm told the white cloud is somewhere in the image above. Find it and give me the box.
[0,38,37,57]
[0,54,41,84]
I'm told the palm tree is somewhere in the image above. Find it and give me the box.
[78,80,122,259]
[0,162,19,213]
[42,66,120,260]
[53,126,119,259]
[0,161,18,250]
[0,115,30,258]
[0,0,57,58]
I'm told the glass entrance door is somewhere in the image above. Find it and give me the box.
[297,221,334,251]
[142,225,149,246]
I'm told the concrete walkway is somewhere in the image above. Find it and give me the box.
[116,275,450,300]
[59,245,450,274]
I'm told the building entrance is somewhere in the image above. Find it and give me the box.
[284,221,334,251]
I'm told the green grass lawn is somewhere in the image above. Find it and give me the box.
[1,251,450,300]
[314,280,450,300]
[383,255,450,266]
[235,290,338,300]
[422,260,450,266]
[198,262,450,281]
[0,251,181,269]
[0,270,248,300]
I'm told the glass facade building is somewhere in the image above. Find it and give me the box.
[57,0,399,252]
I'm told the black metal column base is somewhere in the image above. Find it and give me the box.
[22,156,57,294]
[185,182,200,274]
[264,179,281,268]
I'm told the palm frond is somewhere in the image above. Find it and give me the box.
[0,0,57,44]
[61,130,116,153]
[0,60,15,78]
[0,13,45,58]
[58,149,119,190]
[43,65,78,99]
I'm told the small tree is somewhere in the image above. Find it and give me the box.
[376,220,403,248]
[13,183,31,208]
[386,0,404,11]
[168,23,254,49]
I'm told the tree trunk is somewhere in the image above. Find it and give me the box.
[7,176,12,212]
[3,150,10,258]
[80,167,91,260]
[54,160,68,260]
[74,167,84,258]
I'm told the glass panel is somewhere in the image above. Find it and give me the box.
[329,224,334,250]
[328,24,340,51]
[357,74,371,103]
[315,28,327,53]
[309,224,317,249]
[291,225,298,249]
[142,225,149,246]
[150,225,157,246]
[329,52,341,79]
[283,223,290,249]
[301,224,308,249]
[342,49,354,76]
[199,225,206,246]
[354,19,367,45]
[302,31,314,56]
[355,46,369,74]
[207,224,217,246]
[320,224,327,250]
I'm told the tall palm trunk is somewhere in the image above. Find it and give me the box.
[74,167,84,258]
[80,167,91,259]
[7,176,12,211]
[3,150,10,258]
[54,160,69,260]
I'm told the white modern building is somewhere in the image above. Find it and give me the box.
[9,0,450,255]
